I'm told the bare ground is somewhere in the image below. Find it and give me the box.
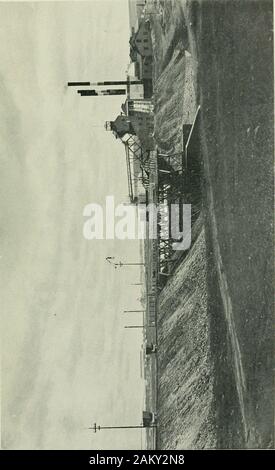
[149,0,273,449]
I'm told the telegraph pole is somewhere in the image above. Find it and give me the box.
[124,310,145,313]
[106,257,145,268]
[124,325,155,329]
[124,325,144,329]
[90,422,156,433]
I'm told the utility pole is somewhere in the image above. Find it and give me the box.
[124,325,155,329]
[124,325,144,329]
[90,422,156,433]
[106,257,145,268]
[124,310,145,313]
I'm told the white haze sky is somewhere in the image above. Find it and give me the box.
[1,0,146,449]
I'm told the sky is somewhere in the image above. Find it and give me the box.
[0,0,146,450]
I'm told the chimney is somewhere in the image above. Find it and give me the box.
[78,89,126,96]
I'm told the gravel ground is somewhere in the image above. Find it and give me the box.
[149,0,273,449]
[191,0,274,448]
[157,225,217,449]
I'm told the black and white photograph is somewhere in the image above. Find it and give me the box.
[0,0,274,455]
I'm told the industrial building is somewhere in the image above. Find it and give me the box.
[105,102,154,151]
[130,18,152,58]
[129,18,153,98]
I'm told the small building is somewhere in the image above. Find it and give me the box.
[142,411,154,427]
[105,114,135,139]
[105,101,154,151]
[130,19,152,58]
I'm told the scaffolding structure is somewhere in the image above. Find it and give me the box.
[123,134,151,202]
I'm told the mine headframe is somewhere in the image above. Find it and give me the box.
[123,134,150,166]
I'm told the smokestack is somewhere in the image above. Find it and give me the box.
[78,89,126,96]
[77,90,97,96]
[102,89,127,95]
[68,80,142,87]
[90,80,142,86]
[67,82,90,86]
